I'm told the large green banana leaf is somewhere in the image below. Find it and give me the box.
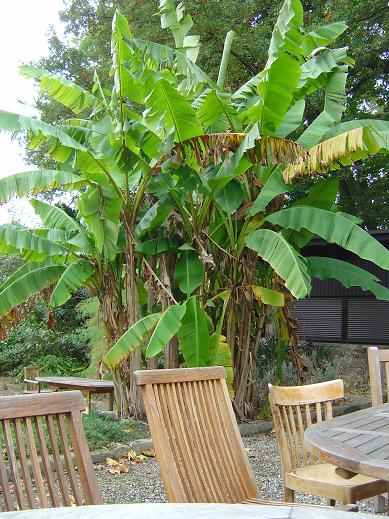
[233,0,303,114]
[78,188,120,257]
[20,66,100,115]
[0,226,71,261]
[158,0,200,62]
[195,89,241,133]
[177,296,210,367]
[30,199,81,232]
[307,257,389,301]
[0,109,87,152]
[302,22,348,55]
[146,304,186,358]
[245,229,311,298]
[0,170,84,205]
[0,265,65,316]
[104,313,162,370]
[135,195,174,238]
[247,167,290,217]
[210,333,234,397]
[298,64,348,148]
[50,259,95,307]
[267,207,389,270]
[174,249,204,295]
[0,259,54,293]
[144,78,203,142]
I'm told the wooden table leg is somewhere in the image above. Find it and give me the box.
[109,391,114,412]
[84,391,91,414]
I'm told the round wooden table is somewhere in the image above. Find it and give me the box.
[305,402,389,481]
[0,503,376,518]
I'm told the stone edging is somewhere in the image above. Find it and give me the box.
[91,397,371,464]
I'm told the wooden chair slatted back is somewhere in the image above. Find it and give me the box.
[0,391,102,512]
[367,346,389,406]
[268,380,344,473]
[135,367,260,503]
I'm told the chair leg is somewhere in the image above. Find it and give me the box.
[374,494,386,514]
[325,499,336,506]
[284,487,294,502]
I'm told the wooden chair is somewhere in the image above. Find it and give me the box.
[134,366,356,510]
[269,379,389,507]
[0,390,102,512]
[367,346,389,512]
[368,346,389,406]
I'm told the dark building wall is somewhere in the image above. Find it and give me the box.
[293,231,389,344]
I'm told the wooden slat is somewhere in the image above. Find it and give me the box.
[35,415,61,507]
[368,347,384,406]
[164,383,200,502]
[192,381,228,502]
[46,415,71,506]
[198,380,240,502]
[14,418,36,509]
[0,429,14,511]
[2,419,26,510]
[25,416,48,508]
[143,385,185,502]
[57,413,83,506]
[66,411,102,505]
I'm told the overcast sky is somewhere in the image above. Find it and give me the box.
[0,0,64,224]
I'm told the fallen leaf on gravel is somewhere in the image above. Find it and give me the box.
[106,457,129,474]
[127,449,137,460]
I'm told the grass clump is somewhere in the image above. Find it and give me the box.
[82,411,149,450]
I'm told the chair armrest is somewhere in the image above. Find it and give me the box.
[24,379,39,385]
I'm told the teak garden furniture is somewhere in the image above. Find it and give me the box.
[0,391,102,512]
[34,376,115,413]
[134,366,354,511]
[0,502,379,518]
[269,380,389,507]
[368,346,389,406]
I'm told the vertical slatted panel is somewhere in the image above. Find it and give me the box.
[0,392,101,512]
[138,371,259,504]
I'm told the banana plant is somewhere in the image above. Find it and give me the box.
[0,0,388,420]
[103,0,389,419]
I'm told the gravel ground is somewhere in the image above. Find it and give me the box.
[96,433,379,514]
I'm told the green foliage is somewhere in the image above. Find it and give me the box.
[82,412,149,450]
[0,304,89,377]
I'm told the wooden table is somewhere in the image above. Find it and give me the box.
[0,503,377,518]
[305,402,389,481]
[35,377,114,413]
